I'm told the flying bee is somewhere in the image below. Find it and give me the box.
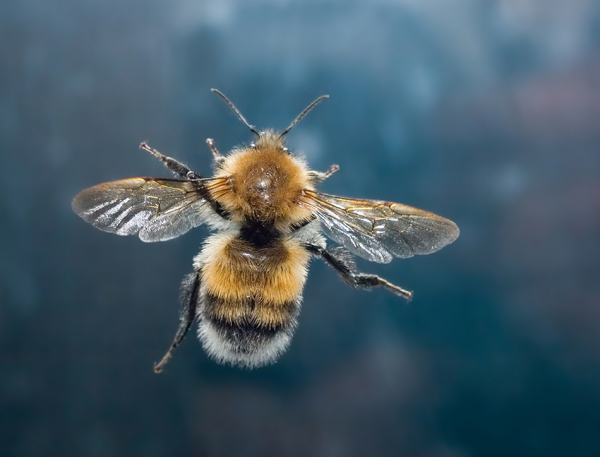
[72,89,459,372]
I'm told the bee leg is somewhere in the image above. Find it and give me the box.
[140,142,202,180]
[308,164,339,183]
[206,138,226,166]
[154,272,201,373]
[304,244,413,301]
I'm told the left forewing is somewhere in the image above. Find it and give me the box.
[302,190,459,262]
[72,177,225,242]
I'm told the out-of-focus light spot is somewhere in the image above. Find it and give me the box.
[379,113,410,163]
[289,128,324,162]
[173,0,235,29]
[493,164,528,200]
[406,65,439,113]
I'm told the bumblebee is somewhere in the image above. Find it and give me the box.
[72,89,459,372]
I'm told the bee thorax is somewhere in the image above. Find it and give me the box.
[243,162,286,217]
[213,146,314,225]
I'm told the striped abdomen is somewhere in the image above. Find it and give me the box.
[194,232,310,367]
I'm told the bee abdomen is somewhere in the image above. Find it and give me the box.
[197,293,300,368]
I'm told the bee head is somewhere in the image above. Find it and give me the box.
[254,130,286,151]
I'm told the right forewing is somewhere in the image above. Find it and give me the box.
[303,190,459,263]
[72,177,224,242]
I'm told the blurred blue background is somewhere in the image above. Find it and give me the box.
[2,0,600,455]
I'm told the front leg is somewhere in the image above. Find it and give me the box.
[140,142,202,180]
[206,138,226,167]
[154,272,201,373]
[304,243,413,300]
[308,164,339,183]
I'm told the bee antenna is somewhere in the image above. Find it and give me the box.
[211,88,260,136]
[280,95,329,137]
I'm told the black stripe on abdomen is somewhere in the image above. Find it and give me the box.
[202,293,299,355]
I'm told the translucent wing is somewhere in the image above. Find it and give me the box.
[72,177,224,242]
[304,190,459,263]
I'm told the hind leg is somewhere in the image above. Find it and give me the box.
[154,272,201,373]
[304,244,413,300]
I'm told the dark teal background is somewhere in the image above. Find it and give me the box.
[2,1,600,455]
